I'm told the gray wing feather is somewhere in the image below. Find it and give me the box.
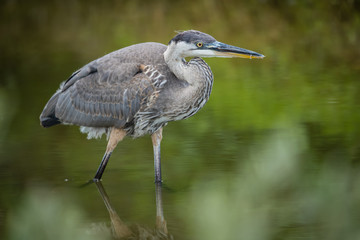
[51,42,168,128]
[55,62,154,128]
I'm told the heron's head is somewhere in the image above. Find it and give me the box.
[165,30,265,60]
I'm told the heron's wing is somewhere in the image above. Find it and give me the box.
[61,42,167,92]
[55,61,155,128]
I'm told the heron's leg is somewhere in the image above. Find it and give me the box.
[155,182,168,234]
[151,128,163,183]
[93,128,126,181]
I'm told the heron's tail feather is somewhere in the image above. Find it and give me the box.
[40,92,61,128]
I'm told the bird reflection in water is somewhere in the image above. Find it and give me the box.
[94,182,172,239]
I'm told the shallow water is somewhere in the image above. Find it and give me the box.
[1,1,360,239]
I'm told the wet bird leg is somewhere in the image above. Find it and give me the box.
[152,128,163,183]
[94,128,126,181]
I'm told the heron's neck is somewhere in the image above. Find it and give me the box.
[163,47,214,118]
[164,47,209,86]
[164,49,187,81]
[164,46,214,107]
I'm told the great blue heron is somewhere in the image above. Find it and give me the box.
[40,30,264,183]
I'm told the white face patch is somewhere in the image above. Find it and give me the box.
[164,41,219,60]
[186,49,218,58]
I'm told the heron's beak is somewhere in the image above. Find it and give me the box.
[209,41,265,59]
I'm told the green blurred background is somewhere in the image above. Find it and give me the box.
[1,0,360,239]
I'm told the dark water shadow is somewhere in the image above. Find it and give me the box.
[92,181,173,239]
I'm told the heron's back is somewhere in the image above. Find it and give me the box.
[40,42,169,129]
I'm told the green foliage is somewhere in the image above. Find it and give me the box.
[7,187,110,240]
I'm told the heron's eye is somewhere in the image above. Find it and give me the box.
[196,42,203,48]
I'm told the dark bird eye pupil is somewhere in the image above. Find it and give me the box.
[197,42,203,47]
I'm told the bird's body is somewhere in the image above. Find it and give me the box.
[42,42,213,139]
[40,30,264,182]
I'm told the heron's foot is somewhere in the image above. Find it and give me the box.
[93,178,101,183]
[154,177,163,184]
